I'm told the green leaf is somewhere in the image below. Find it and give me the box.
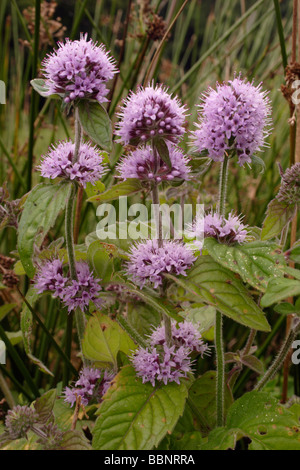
[20,287,53,376]
[59,430,92,450]
[82,312,136,367]
[34,389,57,424]
[84,180,105,199]
[261,278,300,308]
[181,305,216,340]
[290,244,300,264]
[127,302,161,338]
[167,256,271,332]
[30,78,51,98]
[87,179,142,202]
[201,391,300,450]
[78,100,112,151]
[154,138,172,168]
[274,302,300,315]
[92,365,188,450]
[170,432,203,450]
[204,238,286,292]
[240,355,264,375]
[261,198,296,241]
[251,155,266,173]
[87,240,114,283]
[18,183,70,278]
[188,371,233,435]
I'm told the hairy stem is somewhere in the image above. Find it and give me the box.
[64,108,86,375]
[218,154,229,217]
[243,329,257,356]
[215,311,225,427]
[215,155,230,427]
[255,318,300,391]
[116,314,148,349]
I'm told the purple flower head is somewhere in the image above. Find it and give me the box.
[117,143,190,183]
[150,321,210,356]
[39,140,105,188]
[34,258,66,298]
[5,405,39,439]
[116,84,187,146]
[277,162,300,206]
[191,211,248,246]
[126,239,196,288]
[191,76,272,166]
[42,34,117,104]
[60,262,102,313]
[63,367,115,407]
[131,344,192,386]
[34,260,102,313]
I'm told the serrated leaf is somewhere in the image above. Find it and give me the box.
[78,100,112,151]
[60,430,92,450]
[261,278,300,308]
[261,199,296,241]
[167,256,270,332]
[127,302,161,338]
[92,365,188,450]
[18,182,70,278]
[87,240,114,283]
[87,179,142,202]
[200,391,300,450]
[240,355,264,375]
[34,389,57,424]
[188,371,233,435]
[204,238,286,292]
[181,305,216,337]
[82,312,136,367]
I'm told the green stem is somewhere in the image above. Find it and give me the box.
[215,155,230,427]
[116,314,148,349]
[255,318,300,392]
[215,311,225,427]
[65,183,78,280]
[218,154,229,217]
[243,329,257,356]
[150,142,173,347]
[64,108,86,375]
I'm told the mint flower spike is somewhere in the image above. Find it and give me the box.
[131,321,210,387]
[117,143,190,183]
[39,140,105,188]
[116,83,187,146]
[5,405,39,439]
[126,239,196,289]
[191,210,248,247]
[191,76,272,166]
[42,33,117,104]
[277,162,300,206]
[34,259,103,313]
[63,367,115,407]
[150,321,210,357]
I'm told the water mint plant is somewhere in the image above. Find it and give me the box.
[1,0,300,453]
